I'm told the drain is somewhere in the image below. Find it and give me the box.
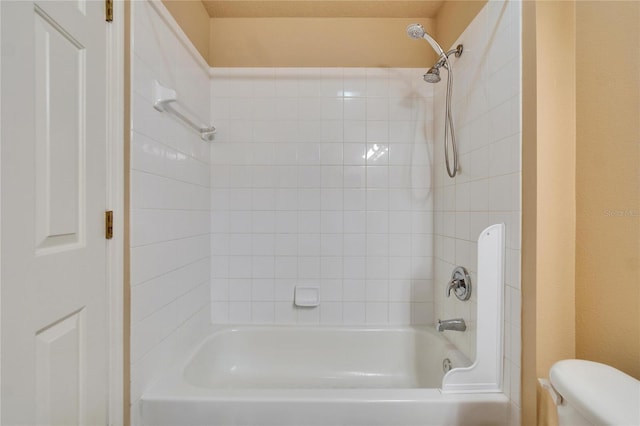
[442,358,453,373]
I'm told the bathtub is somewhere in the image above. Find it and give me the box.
[140,326,509,426]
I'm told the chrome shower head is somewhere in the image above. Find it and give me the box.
[423,67,441,83]
[406,23,426,40]
[406,23,446,57]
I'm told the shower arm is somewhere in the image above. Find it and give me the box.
[432,46,464,73]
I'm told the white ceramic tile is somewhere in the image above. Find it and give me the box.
[252,234,275,256]
[298,211,321,233]
[297,143,321,165]
[321,165,344,187]
[321,234,343,257]
[389,234,412,257]
[211,302,229,323]
[274,302,297,323]
[320,144,343,165]
[366,68,389,97]
[365,143,389,165]
[366,120,389,143]
[298,234,321,256]
[343,166,366,188]
[320,70,343,97]
[298,97,322,120]
[320,120,343,143]
[366,256,389,279]
[297,306,320,324]
[319,278,342,300]
[343,189,366,210]
[388,189,413,212]
[343,234,366,257]
[343,256,366,279]
[343,279,366,301]
[343,143,366,166]
[298,189,321,210]
[274,257,297,279]
[344,98,366,120]
[366,98,389,121]
[366,189,389,211]
[321,97,343,120]
[321,211,343,233]
[344,120,366,143]
[365,303,389,324]
[298,256,321,279]
[320,302,343,324]
[229,279,252,301]
[388,302,412,324]
[229,302,251,322]
[252,256,275,278]
[229,257,252,279]
[366,166,389,188]
[343,69,367,97]
[297,70,321,97]
[343,302,366,324]
[366,280,389,302]
[250,302,275,323]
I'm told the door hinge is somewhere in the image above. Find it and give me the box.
[105,0,113,22]
[105,210,114,239]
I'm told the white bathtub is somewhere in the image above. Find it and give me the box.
[140,326,510,426]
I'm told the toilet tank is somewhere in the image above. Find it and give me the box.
[550,359,640,426]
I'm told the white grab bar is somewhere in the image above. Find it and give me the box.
[153,80,216,141]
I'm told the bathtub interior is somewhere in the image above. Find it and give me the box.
[183,326,472,390]
[139,326,508,426]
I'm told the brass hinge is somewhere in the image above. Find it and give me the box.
[105,0,113,22]
[105,210,114,239]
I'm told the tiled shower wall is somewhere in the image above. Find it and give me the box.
[432,0,522,422]
[210,69,435,325]
[129,0,211,417]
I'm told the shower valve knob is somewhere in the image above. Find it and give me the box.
[445,266,472,301]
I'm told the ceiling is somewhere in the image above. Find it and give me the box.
[201,0,446,18]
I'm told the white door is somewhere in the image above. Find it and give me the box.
[1,0,110,424]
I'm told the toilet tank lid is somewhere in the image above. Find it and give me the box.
[550,359,640,426]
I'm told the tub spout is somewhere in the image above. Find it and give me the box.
[436,318,466,332]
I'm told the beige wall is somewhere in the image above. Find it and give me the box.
[531,10,575,425]
[160,1,487,67]
[162,0,211,61]
[525,1,640,424]
[434,0,487,52]
[209,17,437,67]
[520,2,537,424]
[535,0,576,380]
[575,0,640,379]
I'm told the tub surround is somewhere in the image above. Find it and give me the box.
[129,0,523,424]
[432,0,522,421]
[129,0,212,419]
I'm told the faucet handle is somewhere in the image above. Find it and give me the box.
[445,279,460,297]
[446,266,472,301]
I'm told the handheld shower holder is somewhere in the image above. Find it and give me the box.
[450,44,464,58]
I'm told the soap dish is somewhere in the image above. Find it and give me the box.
[294,286,319,307]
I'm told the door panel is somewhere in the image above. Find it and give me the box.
[35,309,86,426]
[34,5,85,253]
[1,1,109,424]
